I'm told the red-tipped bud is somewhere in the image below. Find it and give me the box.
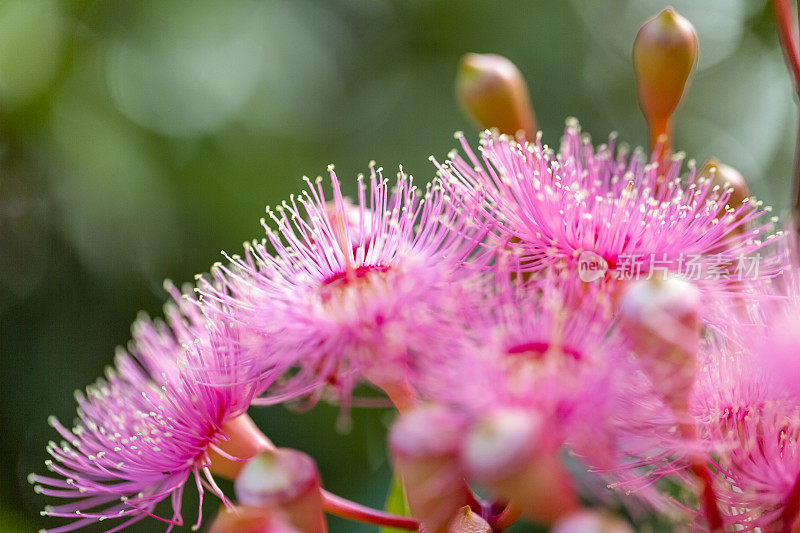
[619,278,701,415]
[447,506,492,533]
[209,414,276,479]
[551,510,634,533]
[456,53,537,138]
[235,449,326,533]
[633,8,698,151]
[699,158,750,209]
[461,409,577,524]
[389,406,471,533]
[209,506,301,533]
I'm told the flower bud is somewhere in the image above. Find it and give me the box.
[699,158,750,209]
[633,8,697,151]
[209,414,276,479]
[456,53,536,138]
[389,406,471,533]
[618,278,701,415]
[447,506,491,533]
[209,506,300,533]
[699,159,751,263]
[621,279,723,527]
[551,510,634,533]
[235,449,326,533]
[461,409,577,524]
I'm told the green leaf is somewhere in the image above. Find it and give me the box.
[381,472,413,533]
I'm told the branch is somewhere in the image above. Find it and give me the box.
[322,489,419,530]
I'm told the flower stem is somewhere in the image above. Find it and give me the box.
[321,489,419,530]
[688,460,724,532]
[774,0,800,92]
[793,120,800,230]
[779,471,800,532]
[679,422,723,531]
[648,116,672,165]
[490,503,522,529]
[773,0,800,227]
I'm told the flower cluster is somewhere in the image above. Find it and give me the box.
[29,0,800,529]
[31,118,800,533]
[434,122,782,291]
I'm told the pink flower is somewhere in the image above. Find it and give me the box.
[30,285,264,533]
[199,164,489,410]
[690,289,800,530]
[420,262,624,470]
[434,120,782,289]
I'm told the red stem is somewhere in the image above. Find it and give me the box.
[773,0,800,234]
[322,489,419,530]
[774,0,800,91]
[792,121,800,231]
[679,422,723,531]
[779,472,800,533]
[689,460,724,532]
[490,503,522,530]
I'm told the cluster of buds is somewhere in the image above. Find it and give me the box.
[389,406,579,531]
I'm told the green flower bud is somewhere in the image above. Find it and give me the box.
[456,53,536,138]
[633,8,698,151]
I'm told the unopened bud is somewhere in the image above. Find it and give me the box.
[209,506,300,533]
[699,159,751,260]
[551,510,634,533]
[456,53,537,138]
[209,414,276,479]
[447,506,491,533]
[389,406,471,533]
[619,278,701,415]
[699,158,750,209]
[621,280,722,526]
[633,8,697,151]
[462,409,577,524]
[235,449,325,533]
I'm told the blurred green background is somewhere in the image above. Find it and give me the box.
[0,0,795,531]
